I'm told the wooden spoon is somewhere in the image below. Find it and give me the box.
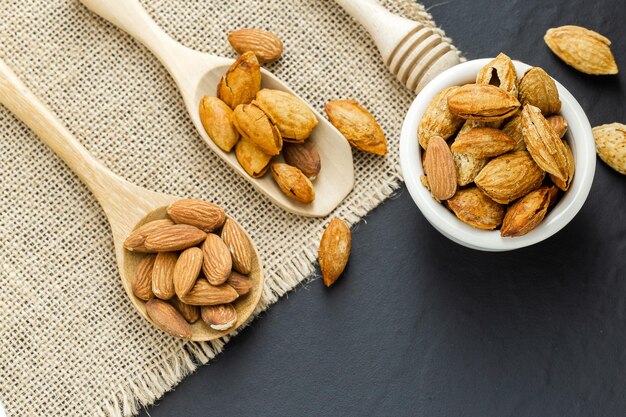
[79,0,355,218]
[0,59,264,341]
[335,0,461,93]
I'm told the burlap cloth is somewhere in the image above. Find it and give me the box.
[0,1,460,415]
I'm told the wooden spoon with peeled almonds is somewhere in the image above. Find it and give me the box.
[79,0,355,218]
[0,59,264,341]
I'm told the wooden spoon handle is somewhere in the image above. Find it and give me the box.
[0,59,123,201]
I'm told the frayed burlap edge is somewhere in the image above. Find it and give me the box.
[98,2,462,415]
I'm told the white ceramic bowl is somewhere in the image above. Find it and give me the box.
[399,59,596,251]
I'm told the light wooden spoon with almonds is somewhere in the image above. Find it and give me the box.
[0,59,264,341]
[79,0,355,218]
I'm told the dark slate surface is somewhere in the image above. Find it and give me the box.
[139,0,626,416]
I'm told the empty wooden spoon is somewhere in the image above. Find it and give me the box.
[79,0,355,218]
[0,59,263,341]
[335,0,461,93]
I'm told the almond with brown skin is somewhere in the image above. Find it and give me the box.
[447,84,521,121]
[201,304,238,331]
[228,28,283,63]
[235,137,272,178]
[199,96,240,152]
[167,199,226,232]
[282,142,321,179]
[170,297,200,324]
[417,86,464,149]
[124,219,174,252]
[270,163,315,204]
[201,234,232,285]
[423,135,457,201]
[132,254,156,301]
[325,99,387,155]
[173,247,203,298]
[221,218,253,275]
[143,224,207,252]
[318,217,351,287]
[547,115,568,138]
[179,279,239,306]
[501,186,552,237]
[255,89,318,141]
[145,298,192,339]
[152,252,178,300]
[227,271,253,296]
[450,127,516,157]
[544,26,618,75]
[233,102,283,155]
[446,187,504,230]
[474,151,545,204]
[521,105,570,182]
[519,67,561,116]
[476,52,519,97]
[217,51,261,109]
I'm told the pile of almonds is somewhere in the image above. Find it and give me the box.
[419,53,574,237]
[124,199,255,338]
[200,29,389,205]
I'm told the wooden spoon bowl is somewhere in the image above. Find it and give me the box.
[79,0,355,218]
[125,209,264,341]
[0,60,264,341]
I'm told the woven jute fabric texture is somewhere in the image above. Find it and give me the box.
[0,1,460,415]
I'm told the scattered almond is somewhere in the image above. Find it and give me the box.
[544,26,618,75]
[167,199,225,232]
[146,298,192,339]
[592,123,626,175]
[318,217,351,287]
[228,28,283,63]
[201,304,238,331]
[423,136,457,201]
[325,99,388,155]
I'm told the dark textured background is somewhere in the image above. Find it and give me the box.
[140,0,626,416]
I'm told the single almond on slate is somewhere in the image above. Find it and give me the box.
[519,67,561,116]
[124,219,174,252]
[132,254,156,301]
[221,218,253,275]
[233,102,283,155]
[201,234,233,285]
[167,199,226,232]
[170,297,200,324]
[453,152,487,186]
[450,127,516,157]
[271,163,315,204]
[476,52,519,97]
[423,135,457,201]
[550,139,575,191]
[180,278,239,306]
[474,151,545,204]
[325,99,388,155]
[227,271,253,296]
[228,28,283,63]
[502,114,526,151]
[446,187,505,230]
[217,51,261,109]
[318,217,351,287]
[152,252,178,300]
[417,86,464,149]
[201,304,238,331]
[235,136,272,178]
[145,299,192,339]
[282,142,321,179]
[593,123,626,175]
[199,96,240,152]
[547,115,568,138]
[521,105,570,182]
[143,224,207,252]
[447,84,520,121]
[544,26,618,75]
[173,247,203,298]
[255,89,318,141]
[501,187,552,237]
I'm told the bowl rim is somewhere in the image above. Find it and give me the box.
[399,58,596,251]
